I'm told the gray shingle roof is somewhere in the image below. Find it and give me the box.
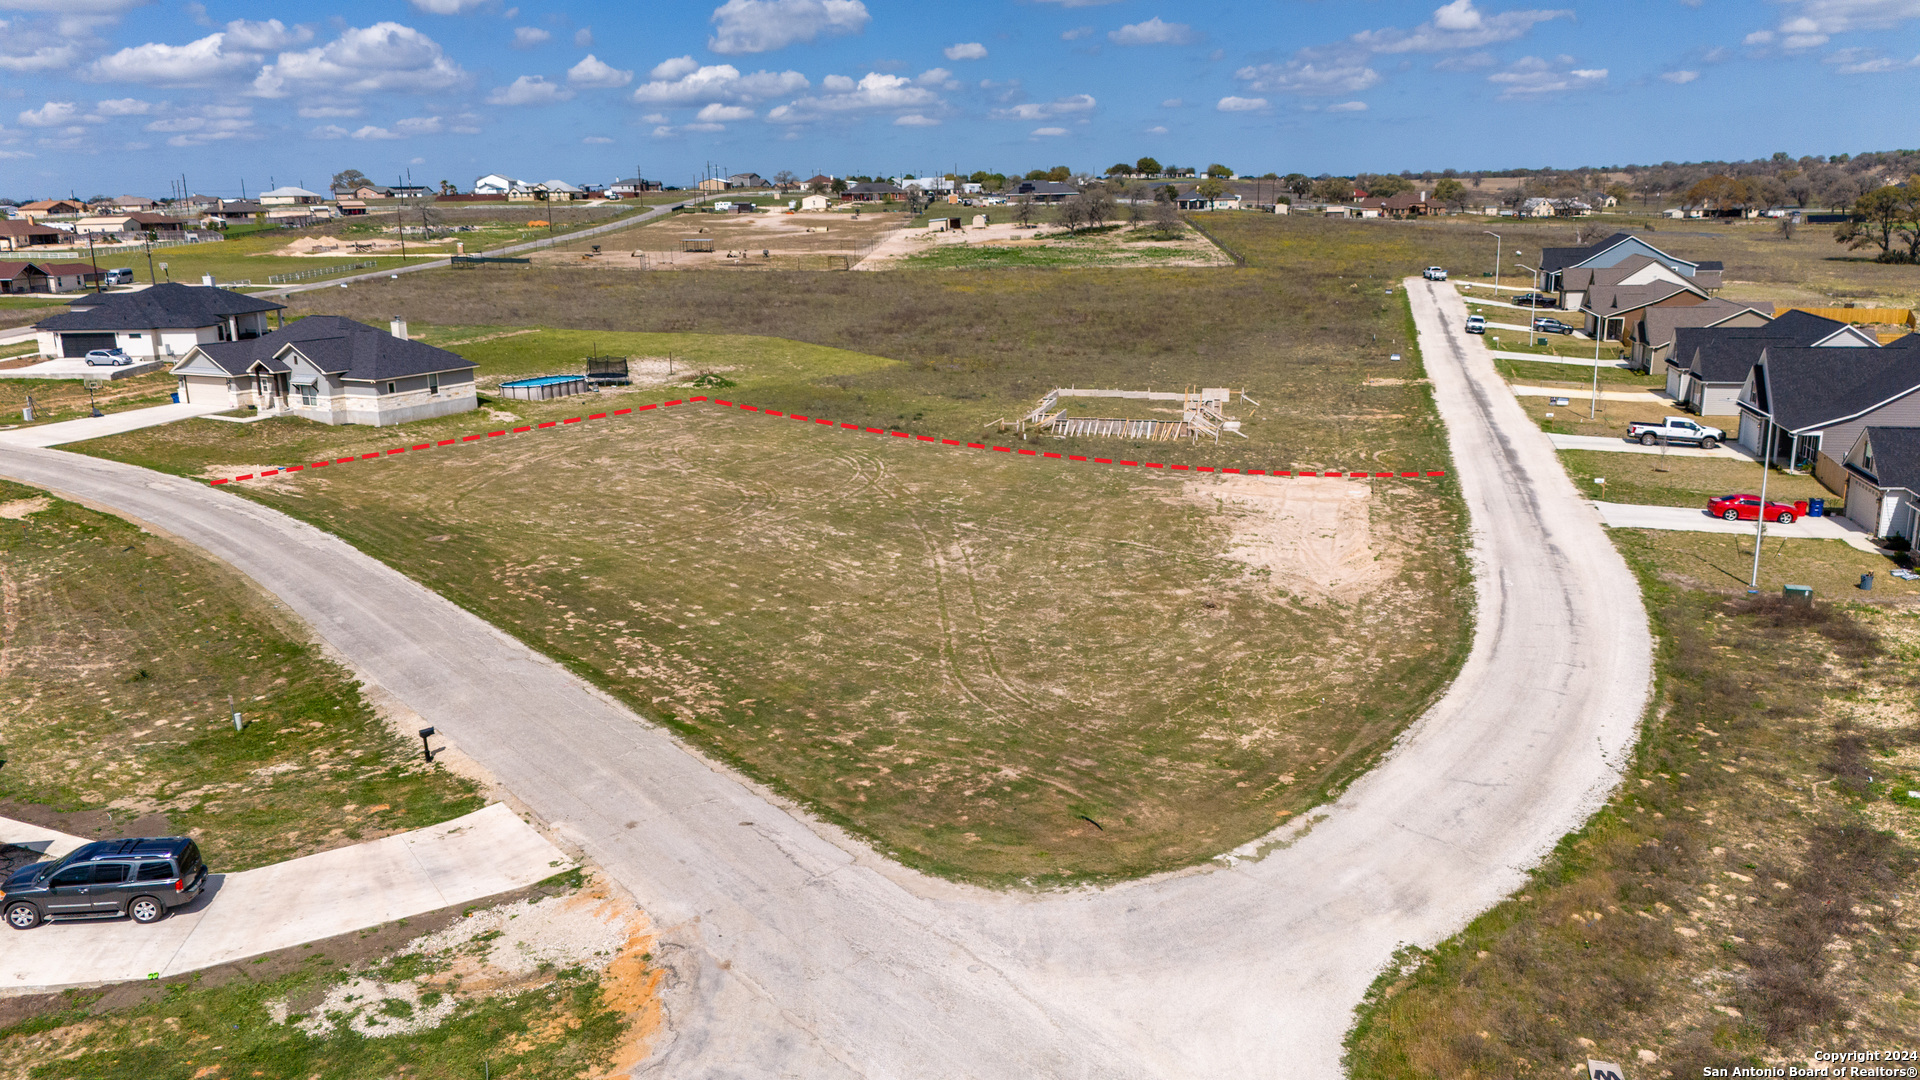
[1756,345,1920,432]
[1541,232,1639,274]
[273,316,477,382]
[36,282,283,332]
[1851,426,1920,492]
[1677,310,1850,383]
[1640,299,1774,350]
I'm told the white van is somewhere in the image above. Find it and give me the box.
[104,268,134,286]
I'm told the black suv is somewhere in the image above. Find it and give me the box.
[3,837,206,929]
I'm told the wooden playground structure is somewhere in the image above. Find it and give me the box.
[1010,387,1255,442]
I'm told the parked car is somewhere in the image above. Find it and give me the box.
[1626,416,1724,448]
[3,837,206,929]
[84,348,132,366]
[1512,292,1555,307]
[1465,314,1487,334]
[1533,317,1575,335]
[1707,493,1798,524]
[103,268,134,286]
[1423,266,1448,281]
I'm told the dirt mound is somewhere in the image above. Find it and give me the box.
[1187,475,1392,604]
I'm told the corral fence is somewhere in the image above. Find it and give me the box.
[268,261,379,285]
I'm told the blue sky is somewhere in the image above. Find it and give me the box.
[4,0,1920,197]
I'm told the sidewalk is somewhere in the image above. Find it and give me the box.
[1592,500,1879,552]
[1491,350,1632,369]
[0,402,226,448]
[0,804,572,992]
[1510,384,1672,404]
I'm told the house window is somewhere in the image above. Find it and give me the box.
[298,385,317,406]
[428,373,439,395]
[386,381,396,395]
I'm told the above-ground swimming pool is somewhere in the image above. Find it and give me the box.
[499,374,591,400]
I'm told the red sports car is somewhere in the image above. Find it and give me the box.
[1707,493,1798,523]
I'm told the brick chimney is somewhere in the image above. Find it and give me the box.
[390,316,408,340]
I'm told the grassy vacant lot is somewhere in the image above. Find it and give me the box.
[0,869,652,1080]
[107,407,1466,884]
[1346,563,1920,1078]
[0,479,481,871]
[0,373,178,431]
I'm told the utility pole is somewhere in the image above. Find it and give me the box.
[1749,415,1774,593]
[86,234,102,293]
[1483,230,1501,293]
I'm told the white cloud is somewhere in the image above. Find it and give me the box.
[1823,46,1920,73]
[696,102,753,121]
[943,41,986,60]
[583,134,612,142]
[512,26,549,48]
[916,66,953,86]
[88,32,261,85]
[894,112,938,125]
[1433,50,1496,70]
[765,71,938,122]
[708,0,870,55]
[1061,26,1093,40]
[351,124,400,139]
[94,97,152,115]
[1351,0,1571,53]
[0,150,34,159]
[1216,95,1267,111]
[1145,124,1167,134]
[1486,55,1606,97]
[407,0,487,13]
[1236,51,1382,96]
[18,100,83,126]
[0,44,79,73]
[144,105,254,146]
[486,74,573,105]
[1161,97,1182,106]
[631,62,808,103]
[574,27,593,47]
[684,121,725,131]
[1744,29,1774,44]
[568,54,632,87]
[1109,17,1194,46]
[651,125,676,137]
[395,115,442,134]
[991,92,1096,120]
[251,22,466,98]
[641,112,669,123]
[222,18,310,50]
[1661,69,1700,83]
[1327,100,1368,111]
[1751,0,1920,51]
[650,55,700,80]
[1031,126,1068,136]
[298,104,361,118]
[309,123,349,138]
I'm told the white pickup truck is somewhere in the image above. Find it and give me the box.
[1422,266,1448,281]
[1625,416,1724,448]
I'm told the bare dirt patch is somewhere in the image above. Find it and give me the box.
[1185,476,1391,605]
[858,220,1231,270]
[0,497,50,519]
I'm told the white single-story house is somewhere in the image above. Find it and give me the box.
[474,174,521,195]
[33,282,284,360]
[799,193,832,212]
[258,186,327,206]
[171,315,478,426]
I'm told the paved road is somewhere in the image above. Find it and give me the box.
[1592,499,1878,551]
[0,804,570,991]
[0,274,1650,1076]
[260,195,712,298]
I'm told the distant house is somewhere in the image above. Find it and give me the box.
[0,220,64,251]
[204,200,266,225]
[799,193,832,211]
[804,174,835,189]
[1839,424,1920,541]
[1665,311,1873,416]
[535,180,588,201]
[0,260,104,295]
[73,213,189,241]
[171,315,478,426]
[258,186,327,206]
[696,178,731,193]
[473,174,521,196]
[1358,191,1446,218]
[1541,232,1718,303]
[1176,190,1242,211]
[1737,333,1920,487]
[108,196,158,212]
[18,199,84,216]
[1557,252,1725,313]
[609,177,660,196]
[33,282,284,360]
[1519,197,1557,218]
[843,181,906,202]
[348,183,428,201]
[336,200,369,217]
[1011,180,1077,203]
[726,172,768,189]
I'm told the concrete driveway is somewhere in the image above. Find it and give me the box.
[0,402,227,448]
[0,804,571,991]
[1592,500,1879,551]
[0,276,1650,1076]
[1551,433,1749,460]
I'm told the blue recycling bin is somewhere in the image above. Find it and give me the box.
[170,392,179,403]
[1807,497,1825,518]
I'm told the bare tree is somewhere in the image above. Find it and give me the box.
[1777,215,1798,241]
[1082,185,1115,228]
[1013,196,1036,227]
[1149,195,1181,237]
[1057,196,1089,232]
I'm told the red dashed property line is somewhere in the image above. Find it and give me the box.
[208,394,1448,485]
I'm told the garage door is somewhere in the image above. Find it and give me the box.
[60,333,117,358]
[1844,478,1880,532]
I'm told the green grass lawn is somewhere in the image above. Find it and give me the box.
[0,372,179,430]
[0,479,483,871]
[1557,449,1827,509]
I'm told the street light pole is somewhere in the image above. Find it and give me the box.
[1749,415,1775,593]
[1483,230,1501,293]
[1591,304,1603,420]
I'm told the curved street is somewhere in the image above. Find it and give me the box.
[0,276,1650,1077]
